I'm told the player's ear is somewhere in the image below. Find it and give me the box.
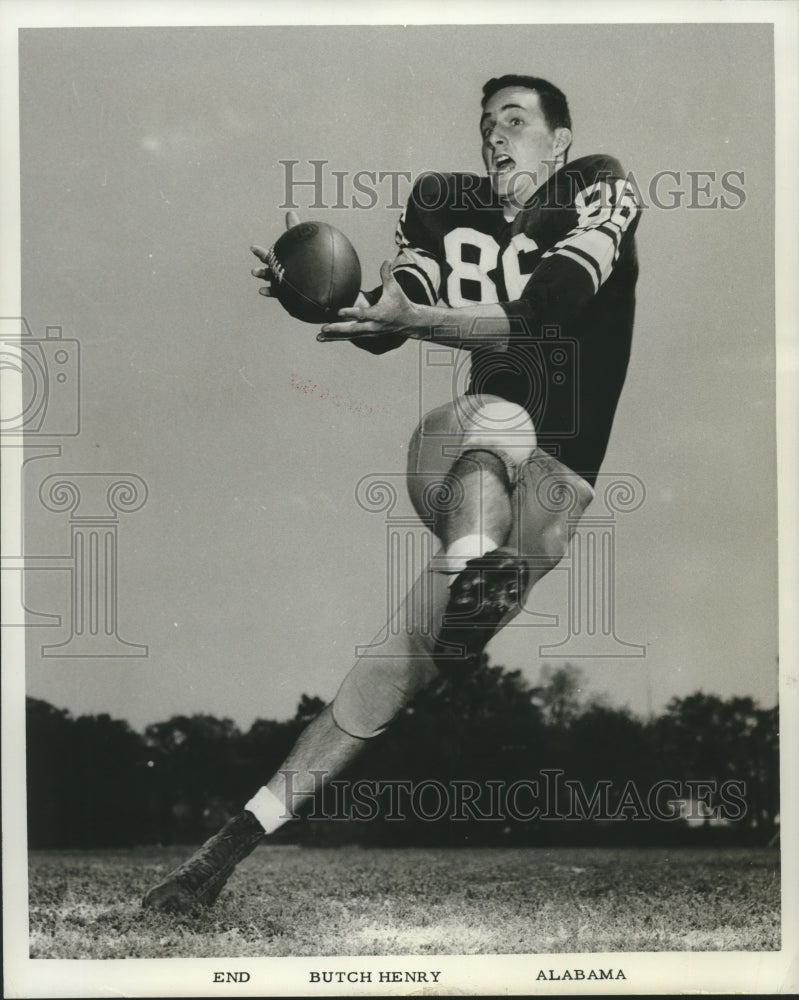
[553,128,572,159]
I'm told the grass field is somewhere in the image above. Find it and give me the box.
[28,845,779,958]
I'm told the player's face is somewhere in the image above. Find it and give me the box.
[480,87,562,207]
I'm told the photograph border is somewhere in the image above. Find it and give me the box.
[2,1,797,996]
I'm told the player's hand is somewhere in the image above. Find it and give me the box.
[317,260,419,342]
[250,211,300,296]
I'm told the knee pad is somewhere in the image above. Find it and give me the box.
[458,398,537,483]
[407,396,537,526]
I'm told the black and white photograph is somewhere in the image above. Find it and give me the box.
[2,1,797,996]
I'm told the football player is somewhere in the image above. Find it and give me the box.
[143,74,640,913]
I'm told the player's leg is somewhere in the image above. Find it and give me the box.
[142,705,366,913]
[328,394,541,747]
[141,430,466,913]
[141,444,463,914]
[330,431,596,743]
[407,395,538,664]
[435,446,595,665]
[429,449,527,665]
[142,403,589,914]
[142,493,461,913]
[435,448,512,557]
[410,396,531,569]
[256,704,365,816]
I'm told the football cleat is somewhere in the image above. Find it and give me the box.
[142,810,264,914]
[435,550,529,668]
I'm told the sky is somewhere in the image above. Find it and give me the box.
[13,22,780,732]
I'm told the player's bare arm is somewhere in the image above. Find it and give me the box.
[317,261,511,350]
[251,213,509,351]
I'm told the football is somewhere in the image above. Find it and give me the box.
[266,222,361,324]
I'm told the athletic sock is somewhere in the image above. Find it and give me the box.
[244,786,291,836]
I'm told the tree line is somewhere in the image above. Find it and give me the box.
[26,661,779,849]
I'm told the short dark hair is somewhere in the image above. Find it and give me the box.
[481,75,572,134]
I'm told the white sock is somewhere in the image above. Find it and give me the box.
[442,533,499,581]
[244,786,291,836]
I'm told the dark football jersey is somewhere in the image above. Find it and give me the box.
[362,154,641,483]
